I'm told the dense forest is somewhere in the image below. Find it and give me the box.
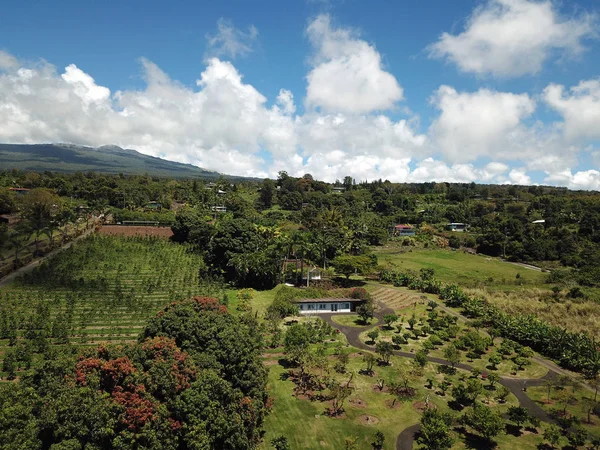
[2,169,600,289]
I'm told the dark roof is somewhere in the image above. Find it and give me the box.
[293,297,362,304]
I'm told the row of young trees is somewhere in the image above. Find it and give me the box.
[381,268,600,377]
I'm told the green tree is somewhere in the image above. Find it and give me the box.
[357,302,375,324]
[543,425,562,448]
[271,436,291,450]
[372,430,385,449]
[507,406,529,431]
[284,323,311,364]
[460,403,505,442]
[376,341,393,365]
[331,254,375,280]
[383,313,398,329]
[443,344,461,369]
[417,409,454,450]
[367,328,380,344]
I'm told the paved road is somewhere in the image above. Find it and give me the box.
[320,298,561,450]
[0,226,96,288]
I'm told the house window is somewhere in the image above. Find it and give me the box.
[299,304,304,310]
[344,303,350,309]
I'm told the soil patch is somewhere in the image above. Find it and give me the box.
[372,384,390,393]
[357,414,380,425]
[385,399,401,409]
[263,360,279,366]
[413,401,436,412]
[349,398,367,408]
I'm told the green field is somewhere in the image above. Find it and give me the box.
[372,246,547,291]
[0,234,207,378]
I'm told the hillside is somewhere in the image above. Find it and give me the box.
[0,143,231,179]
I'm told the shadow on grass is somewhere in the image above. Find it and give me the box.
[460,429,497,449]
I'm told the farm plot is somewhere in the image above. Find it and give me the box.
[370,287,424,311]
[0,234,206,377]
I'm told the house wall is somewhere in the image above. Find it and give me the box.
[298,302,352,313]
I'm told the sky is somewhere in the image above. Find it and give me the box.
[0,0,599,189]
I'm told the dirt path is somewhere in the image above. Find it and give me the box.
[321,297,562,450]
[0,226,96,288]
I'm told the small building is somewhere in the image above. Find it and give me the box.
[394,224,415,236]
[211,206,227,213]
[294,297,363,314]
[532,219,545,224]
[332,186,346,194]
[302,268,322,282]
[8,187,30,195]
[216,189,226,196]
[146,201,161,210]
[447,223,467,232]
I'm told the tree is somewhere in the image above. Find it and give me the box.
[414,349,428,368]
[330,374,354,416]
[271,436,291,450]
[363,353,377,376]
[284,323,311,364]
[487,373,500,390]
[356,302,374,324]
[372,430,385,449]
[443,344,461,368]
[495,385,510,403]
[507,406,530,431]
[417,409,454,450]
[567,426,587,448]
[331,254,375,280]
[383,314,398,329]
[367,328,380,344]
[258,179,276,210]
[543,425,562,448]
[460,403,505,442]
[488,354,502,370]
[408,314,417,330]
[18,188,61,256]
[376,341,393,365]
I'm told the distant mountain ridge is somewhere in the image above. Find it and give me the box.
[0,143,244,179]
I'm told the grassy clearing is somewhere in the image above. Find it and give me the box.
[372,246,547,292]
[466,287,600,340]
[261,345,524,450]
[331,314,379,328]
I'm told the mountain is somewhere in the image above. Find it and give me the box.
[0,143,238,179]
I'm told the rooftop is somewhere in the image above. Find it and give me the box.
[293,297,362,304]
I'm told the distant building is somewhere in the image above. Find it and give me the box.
[332,186,346,194]
[146,201,161,210]
[8,187,30,195]
[447,223,467,232]
[394,224,415,236]
[211,206,227,213]
[0,214,20,226]
[294,297,363,314]
[532,219,545,224]
[216,189,226,196]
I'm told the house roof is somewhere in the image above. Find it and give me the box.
[532,219,545,224]
[293,297,362,304]
[394,224,413,229]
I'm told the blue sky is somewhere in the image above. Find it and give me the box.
[0,0,599,188]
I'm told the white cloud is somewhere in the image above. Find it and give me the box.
[508,168,532,185]
[305,14,403,114]
[429,85,536,162]
[0,51,19,70]
[544,79,600,141]
[429,0,596,77]
[545,169,600,191]
[205,18,259,60]
[0,48,598,190]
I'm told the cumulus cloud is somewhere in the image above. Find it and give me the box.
[305,14,403,114]
[545,169,600,191]
[429,85,536,162]
[544,79,600,141]
[205,18,259,60]
[428,0,596,77]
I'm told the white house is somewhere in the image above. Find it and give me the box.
[294,297,363,314]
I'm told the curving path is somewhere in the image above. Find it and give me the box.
[320,300,562,450]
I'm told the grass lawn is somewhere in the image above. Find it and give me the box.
[372,246,547,292]
[331,314,379,328]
